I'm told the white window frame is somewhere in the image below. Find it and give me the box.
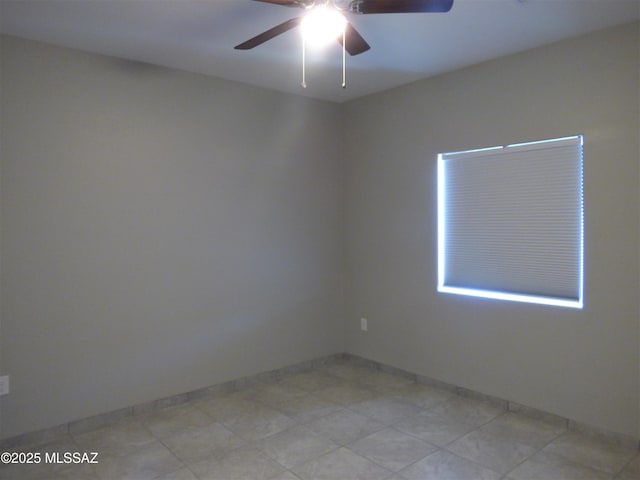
[437,135,584,309]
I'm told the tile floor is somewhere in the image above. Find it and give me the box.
[1,361,638,479]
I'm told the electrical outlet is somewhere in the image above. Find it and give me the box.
[360,318,368,331]
[0,376,9,396]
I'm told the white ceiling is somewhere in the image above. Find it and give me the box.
[1,0,638,103]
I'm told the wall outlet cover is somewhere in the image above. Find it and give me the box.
[0,376,9,396]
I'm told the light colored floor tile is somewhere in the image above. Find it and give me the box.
[508,403,568,428]
[358,371,415,391]
[257,425,338,469]
[268,393,342,424]
[507,450,612,480]
[47,465,101,480]
[394,411,476,447]
[92,441,184,480]
[429,397,504,428]
[141,403,214,439]
[277,371,342,392]
[446,429,537,475]
[478,412,566,449]
[221,404,298,442]
[45,360,640,480]
[348,427,438,472]
[305,408,386,445]
[188,445,286,480]
[399,450,502,480]
[616,453,640,480]
[314,383,376,406]
[20,435,82,454]
[348,396,423,426]
[292,447,392,480]
[194,394,264,423]
[71,418,155,456]
[241,383,308,408]
[543,432,638,475]
[155,467,199,480]
[161,423,244,464]
[322,364,375,382]
[0,461,100,480]
[268,472,302,480]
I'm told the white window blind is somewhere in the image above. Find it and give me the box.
[437,135,584,308]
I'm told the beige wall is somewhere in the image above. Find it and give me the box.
[344,22,640,437]
[0,36,345,439]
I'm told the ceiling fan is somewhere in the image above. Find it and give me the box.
[234,0,455,56]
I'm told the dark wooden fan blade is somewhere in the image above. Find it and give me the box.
[234,17,302,50]
[252,0,302,6]
[354,0,453,14]
[338,22,370,56]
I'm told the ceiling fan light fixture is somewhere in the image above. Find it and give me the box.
[300,6,347,46]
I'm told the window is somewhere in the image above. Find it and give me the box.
[437,135,584,308]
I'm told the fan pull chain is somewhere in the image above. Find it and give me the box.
[300,27,346,90]
[301,37,307,89]
[342,29,346,88]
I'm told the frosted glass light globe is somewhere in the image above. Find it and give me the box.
[300,7,347,46]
